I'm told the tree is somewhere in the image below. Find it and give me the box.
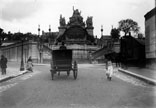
[6,31,13,41]
[118,19,140,36]
[0,28,3,46]
[12,32,25,41]
[24,32,34,41]
[0,28,7,45]
[0,28,3,34]
[110,28,120,41]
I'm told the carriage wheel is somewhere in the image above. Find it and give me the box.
[73,61,78,80]
[67,71,70,76]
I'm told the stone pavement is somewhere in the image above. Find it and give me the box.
[82,63,156,85]
[118,66,156,85]
[0,62,27,83]
[1,62,156,85]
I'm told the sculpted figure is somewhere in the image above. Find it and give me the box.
[86,16,93,27]
[73,9,80,16]
[59,14,66,26]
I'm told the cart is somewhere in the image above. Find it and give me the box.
[50,49,78,80]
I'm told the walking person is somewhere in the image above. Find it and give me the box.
[0,55,8,75]
[26,56,33,72]
[106,60,114,81]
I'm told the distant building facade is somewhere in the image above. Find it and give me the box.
[144,7,156,67]
[41,31,58,44]
[98,35,112,48]
[144,7,156,60]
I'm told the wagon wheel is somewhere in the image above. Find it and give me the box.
[73,61,78,80]
[67,71,70,76]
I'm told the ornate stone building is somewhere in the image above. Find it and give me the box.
[49,8,99,63]
[56,8,95,45]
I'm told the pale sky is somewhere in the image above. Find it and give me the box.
[0,0,155,37]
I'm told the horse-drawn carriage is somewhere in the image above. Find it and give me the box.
[50,49,78,80]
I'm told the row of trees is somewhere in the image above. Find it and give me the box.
[110,19,143,41]
[0,28,57,46]
[0,28,38,45]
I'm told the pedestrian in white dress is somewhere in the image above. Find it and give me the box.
[106,60,113,81]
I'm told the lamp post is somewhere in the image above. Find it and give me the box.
[101,25,103,37]
[38,34,43,63]
[20,39,25,71]
[38,24,43,63]
[39,38,42,63]
[49,25,51,46]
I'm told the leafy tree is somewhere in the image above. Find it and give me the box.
[0,28,3,46]
[118,19,140,36]
[0,28,38,43]
[0,28,4,41]
[6,31,13,41]
[12,32,25,41]
[110,28,120,41]
[0,28,6,45]
[24,32,34,41]
[0,28,3,34]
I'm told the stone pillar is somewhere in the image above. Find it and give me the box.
[58,26,66,36]
[86,27,94,36]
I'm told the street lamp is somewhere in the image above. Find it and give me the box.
[37,33,43,63]
[20,38,25,71]
[48,25,51,46]
[39,36,43,63]
[37,24,43,63]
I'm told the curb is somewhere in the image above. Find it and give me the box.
[0,76,14,83]
[34,63,50,66]
[0,70,28,83]
[118,68,156,85]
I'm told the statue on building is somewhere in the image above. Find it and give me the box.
[59,14,66,27]
[73,9,81,16]
[68,8,84,26]
[86,16,93,27]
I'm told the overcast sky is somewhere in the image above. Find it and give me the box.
[0,0,155,37]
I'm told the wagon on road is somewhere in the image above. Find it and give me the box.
[50,49,78,80]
